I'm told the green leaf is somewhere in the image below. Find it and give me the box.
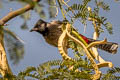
[104,22,113,34]
[95,0,110,11]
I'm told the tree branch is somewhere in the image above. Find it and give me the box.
[0,0,40,26]
[0,26,13,78]
[0,0,40,78]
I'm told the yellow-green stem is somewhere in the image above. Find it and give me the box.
[72,30,88,46]
[57,0,66,19]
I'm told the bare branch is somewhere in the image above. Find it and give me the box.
[0,0,40,26]
[0,26,13,78]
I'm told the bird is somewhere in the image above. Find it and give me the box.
[30,19,118,54]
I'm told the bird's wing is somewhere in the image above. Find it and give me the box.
[50,20,63,25]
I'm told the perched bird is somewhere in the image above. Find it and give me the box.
[30,19,118,54]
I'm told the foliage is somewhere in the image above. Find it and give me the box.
[13,59,93,80]
[6,60,119,80]
[0,0,119,79]
[65,0,113,34]
[65,0,90,24]
[102,67,120,80]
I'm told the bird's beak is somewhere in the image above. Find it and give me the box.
[30,28,38,32]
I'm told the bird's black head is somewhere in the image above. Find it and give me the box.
[30,19,48,35]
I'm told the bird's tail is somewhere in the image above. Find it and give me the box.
[95,42,118,54]
[87,38,118,54]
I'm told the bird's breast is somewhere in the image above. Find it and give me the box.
[43,28,62,47]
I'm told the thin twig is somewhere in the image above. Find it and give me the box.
[57,0,66,19]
